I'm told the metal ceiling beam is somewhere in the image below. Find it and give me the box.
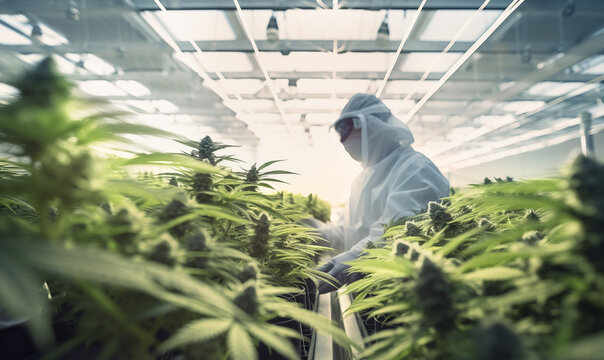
[3,40,568,55]
[4,0,602,13]
[422,26,604,141]
[129,0,588,11]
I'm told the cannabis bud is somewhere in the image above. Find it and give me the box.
[169,177,178,187]
[251,214,270,259]
[568,154,604,213]
[244,164,260,192]
[477,218,494,231]
[428,201,453,232]
[483,177,493,185]
[239,262,259,283]
[197,136,217,165]
[404,221,422,237]
[475,319,524,360]
[394,241,410,256]
[147,235,181,267]
[234,285,258,315]
[523,209,539,222]
[107,207,144,247]
[521,231,543,246]
[192,172,213,203]
[185,232,208,268]
[415,258,456,333]
[158,198,190,238]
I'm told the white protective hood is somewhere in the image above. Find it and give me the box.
[320,94,450,252]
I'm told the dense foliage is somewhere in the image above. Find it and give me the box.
[0,57,353,359]
[345,155,604,359]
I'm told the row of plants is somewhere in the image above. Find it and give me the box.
[0,57,353,359]
[344,154,604,359]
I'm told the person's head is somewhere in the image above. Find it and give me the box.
[332,93,414,167]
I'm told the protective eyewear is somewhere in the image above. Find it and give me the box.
[334,117,355,142]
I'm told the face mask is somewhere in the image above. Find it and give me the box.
[343,135,362,162]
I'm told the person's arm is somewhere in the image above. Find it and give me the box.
[318,161,449,293]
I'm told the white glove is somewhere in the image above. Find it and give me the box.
[317,248,362,293]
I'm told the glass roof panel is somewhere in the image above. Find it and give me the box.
[384,80,438,94]
[78,80,127,97]
[261,52,394,72]
[241,10,416,41]
[0,83,19,103]
[400,52,462,72]
[194,52,254,72]
[0,14,68,45]
[218,79,265,94]
[419,10,501,42]
[498,101,547,115]
[525,82,585,97]
[151,10,236,41]
[0,21,31,45]
[296,79,371,94]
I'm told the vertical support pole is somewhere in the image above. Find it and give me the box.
[580,112,595,156]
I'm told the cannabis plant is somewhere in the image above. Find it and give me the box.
[0,57,353,360]
[344,155,604,360]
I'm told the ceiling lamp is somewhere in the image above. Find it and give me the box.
[30,24,43,45]
[67,0,80,21]
[377,13,389,42]
[287,78,297,94]
[266,13,279,42]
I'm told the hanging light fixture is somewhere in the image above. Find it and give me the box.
[287,78,297,94]
[266,12,279,42]
[30,24,43,45]
[66,0,80,21]
[377,12,389,42]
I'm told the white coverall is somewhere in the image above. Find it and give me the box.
[315,94,450,293]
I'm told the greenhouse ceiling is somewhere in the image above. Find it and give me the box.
[0,0,603,174]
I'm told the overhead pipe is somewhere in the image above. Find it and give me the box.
[580,111,595,156]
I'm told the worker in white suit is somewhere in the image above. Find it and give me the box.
[311,93,450,293]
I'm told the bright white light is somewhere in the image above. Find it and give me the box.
[183,52,254,72]
[0,15,69,46]
[590,104,604,119]
[384,80,438,95]
[115,80,151,97]
[575,55,604,75]
[152,99,179,113]
[124,100,156,113]
[525,82,584,97]
[306,113,338,125]
[78,80,127,97]
[16,54,43,64]
[297,79,370,94]
[382,99,416,113]
[84,55,115,75]
[217,79,265,94]
[238,112,301,124]
[65,53,115,75]
[400,52,462,72]
[420,10,501,42]
[18,54,83,75]
[445,126,478,141]
[566,83,599,98]
[499,101,547,115]
[261,52,395,72]
[417,114,445,123]
[225,99,274,111]
[0,83,19,101]
[536,52,565,70]
[150,10,236,41]
[283,98,348,111]
[0,22,31,44]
